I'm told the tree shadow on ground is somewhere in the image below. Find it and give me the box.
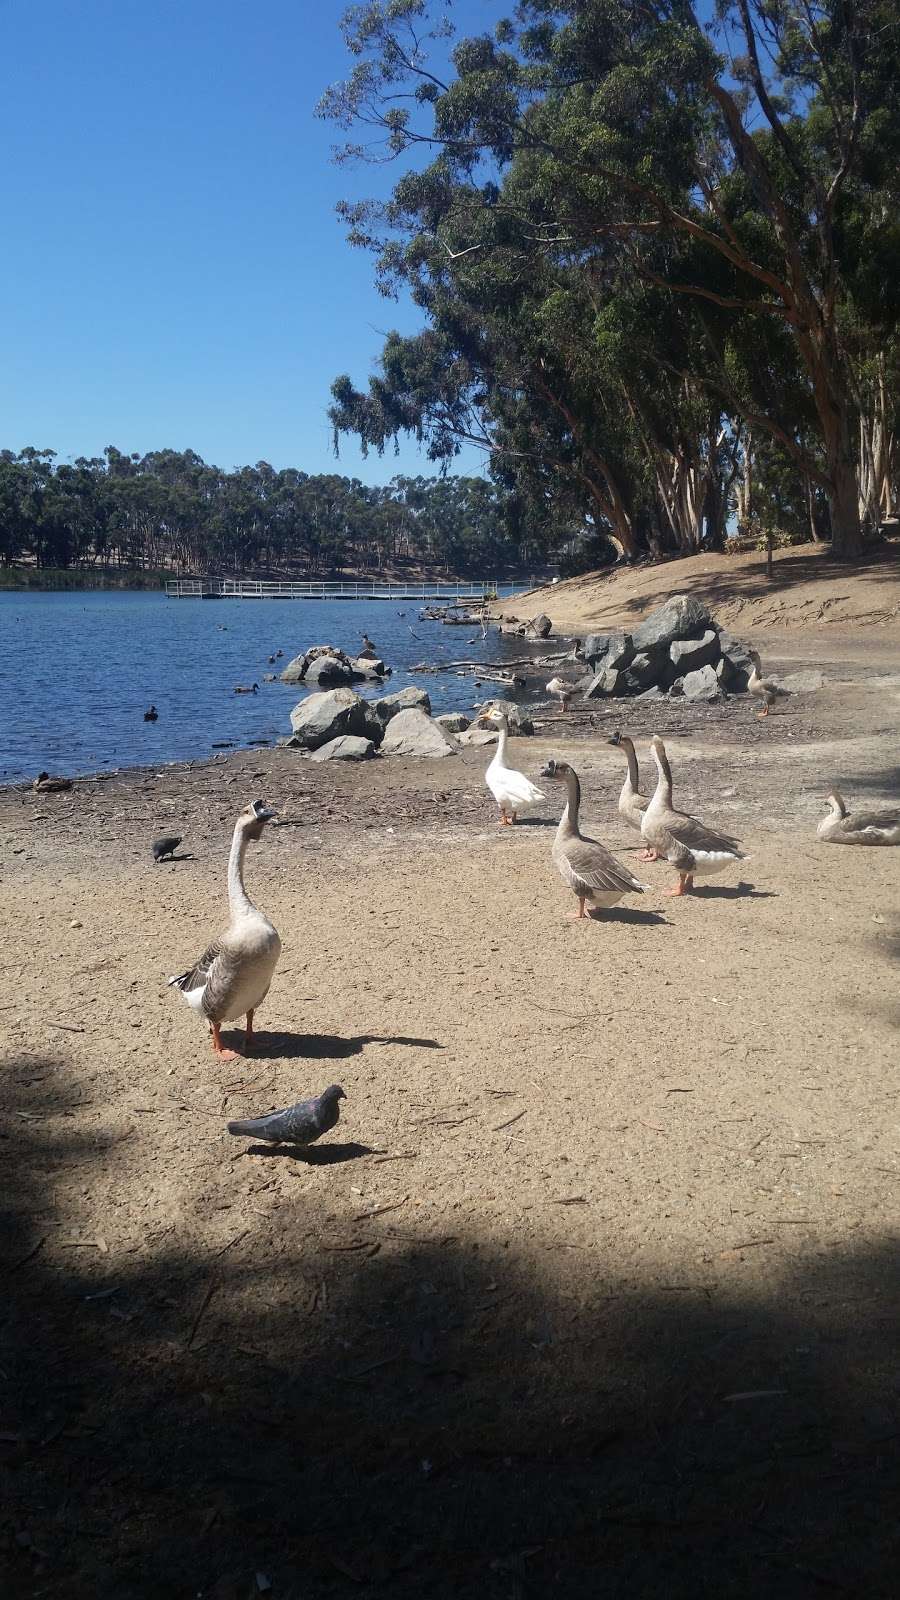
[2,1064,899,1600]
[607,546,900,623]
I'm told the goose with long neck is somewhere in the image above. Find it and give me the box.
[168,800,281,1060]
[641,736,747,896]
[540,759,645,919]
[607,730,657,860]
[747,651,790,718]
[479,707,545,824]
[817,788,900,846]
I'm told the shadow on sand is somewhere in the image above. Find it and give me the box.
[3,1064,899,1598]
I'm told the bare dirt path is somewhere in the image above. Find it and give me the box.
[1,623,898,1598]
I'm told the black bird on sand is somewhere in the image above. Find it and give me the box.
[152,835,182,863]
[227,1085,346,1146]
[144,705,158,721]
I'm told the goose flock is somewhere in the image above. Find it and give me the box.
[166,699,898,1063]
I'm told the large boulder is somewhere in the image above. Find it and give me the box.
[457,727,498,747]
[631,595,716,655]
[436,712,470,733]
[309,735,376,762]
[373,685,432,725]
[529,612,553,638]
[380,708,459,758]
[303,653,354,686]
[682,663,722,702]
[669,630,721,676]
[289,688,379,750]
[280,653,310,684]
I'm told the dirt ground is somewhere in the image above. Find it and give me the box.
[2,611,899,1598]
[510,538,900,634]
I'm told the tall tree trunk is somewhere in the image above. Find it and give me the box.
[825,408,864,558]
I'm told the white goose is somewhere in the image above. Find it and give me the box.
[747,651,790,718]
[817,789,900,846]
[480,708,545,824]
[168,800,281,1060]
[641,736,747,896]
[545,676,574,714]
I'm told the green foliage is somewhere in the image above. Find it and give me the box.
[0,447,525,576]
[320,0,900,560]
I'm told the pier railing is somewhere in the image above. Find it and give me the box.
[164,578,499,601]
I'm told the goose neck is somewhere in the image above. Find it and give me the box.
[227,824,254,918]
[650,743,673,807]
[558,767,582,839]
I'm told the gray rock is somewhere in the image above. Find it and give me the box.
[276,734,304,748]
[602,631,634,671]
[583,667,624,698]
[476,700,534,735]
[532,612,553,638]
[457,727,498,746]
[580,633,611,664]
[636,685,664,700]
[280,653,310,684]
[373,685,432,725]
[303,653,354,686]
[380,708,459,758]
[715,656,734,689]
[716,633,753,690]
[682,663,722,702]
[669,630,720,674]
[624,650,657,688]
[289,687,377,750]
[668,677,685,697]
[778,669,825,692]
[631,594,715,654]
[308,735,376,762]
[349,656,388,680]
[436,712,470,733]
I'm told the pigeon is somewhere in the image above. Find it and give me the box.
[227,1085,346,1145]
[152,834,182,863]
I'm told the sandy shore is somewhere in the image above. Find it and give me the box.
[2,625,899,1598]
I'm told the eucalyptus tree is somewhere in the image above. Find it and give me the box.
[320,0,900,558]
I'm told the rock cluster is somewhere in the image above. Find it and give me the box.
[282,684,458,760]
[574,596,754,703]
[280,645,391,686]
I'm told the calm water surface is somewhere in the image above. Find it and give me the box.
[0,589,525,783]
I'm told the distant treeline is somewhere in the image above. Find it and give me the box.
[0,447,544,577]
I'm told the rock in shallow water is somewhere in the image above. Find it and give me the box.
[289,687,380,749]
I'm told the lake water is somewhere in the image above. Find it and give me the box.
[0,588,528,783]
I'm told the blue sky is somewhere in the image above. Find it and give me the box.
[0,0,493,482]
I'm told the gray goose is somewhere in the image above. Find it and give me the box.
[540,759,645,920]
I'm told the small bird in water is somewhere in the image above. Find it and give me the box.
[152,834,182,863]
[233,683,259,694]
[144,705,158,722]
[33,771,72,792]
[227,1085,346,1146]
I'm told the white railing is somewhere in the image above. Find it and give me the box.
[164,578,499,601]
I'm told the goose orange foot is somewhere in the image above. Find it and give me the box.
[211,1022,241,1062]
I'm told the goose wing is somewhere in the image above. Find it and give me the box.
[557,835,644,895]
[168,935,242,1013]
[848,806,900,830]
[667,808,743,855]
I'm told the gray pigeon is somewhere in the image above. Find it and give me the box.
[227,1085,346,1146]
[152,835,182,863]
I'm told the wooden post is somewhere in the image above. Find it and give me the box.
[765,530,774,580]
